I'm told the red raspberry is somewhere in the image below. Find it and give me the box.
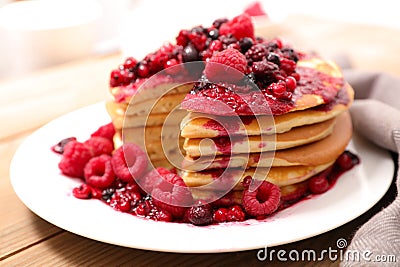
[84,155,116,189]
[244,2,267,17]
[72,183,92,199]
[308,175,330,194]
[227,205,245,222]
[241,177,281,217]
[110,190,142,212]
[84,136,114,157]
[204,48,247,83]
[90,122,116,141]
[219,13,255,40]
[58,141,92,178]
[213,207,229,223]
[111,143,148,183]
[137,167,170,194]
[152,173,193,219]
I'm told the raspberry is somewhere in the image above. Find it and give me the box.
[213,207,229,223]
[84,136,114,157]
[187,202,213,225]
[110,190,141,212]
[72,183,92,199]
[91,122,115,141]
[308,174,330,194]
[204,48,247,83]
[137,167,170,194]
[58,141,92,178]
[219,13,254,40]
[84,155,116,189]
[151,173,193,219]
[244,2,267,17]
[111,143,148,183]
[226,205,245,222]
[241,177,281,217]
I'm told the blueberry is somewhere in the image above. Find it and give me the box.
[267,52,280,66]
[208,28,219,40]
[182,44,199,62]
[239,37,254,53]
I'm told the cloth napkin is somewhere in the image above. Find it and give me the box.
[339,69,400,266]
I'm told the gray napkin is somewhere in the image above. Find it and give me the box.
[340,70,400,266]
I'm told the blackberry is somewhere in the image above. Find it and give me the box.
[252,60,279,86]
[245,43,267,65]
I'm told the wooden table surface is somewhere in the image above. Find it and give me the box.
[1,16,399,266]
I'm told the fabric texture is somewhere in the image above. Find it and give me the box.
[340,69,400,266]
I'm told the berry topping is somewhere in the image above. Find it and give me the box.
[244,2,267,17]
[187,202,213,225]
[182,44,199,62]
[308,175,330,194]
[151,172,193,218]
[51,137,77,154]
[72,184,92,199]
[110,190,142,212]
[84,155,116,189]
[204,48,247,83]
[280,183,309,202]
[84,136,114,157]
[137,167,170,194]
[336,151,359,171]
[91,122,116,141]
[219,14,255,40]
[58,141,92,178]
[111,143,148,183]
[241,177,281,217]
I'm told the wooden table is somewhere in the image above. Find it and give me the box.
[1,16,399,266]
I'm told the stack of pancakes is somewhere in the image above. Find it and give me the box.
[106,82,192,168]
[179,57,354,202]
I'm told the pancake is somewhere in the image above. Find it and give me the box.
[181,161,334,190]
[182,111,352,170]
[183,117,336,158]
[181,83,353,138]
[106,101,187,129]
[110,81,193,105]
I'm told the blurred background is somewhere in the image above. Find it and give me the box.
[0,0,398,81]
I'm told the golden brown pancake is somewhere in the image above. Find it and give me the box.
[181,83,353,138]
[181,161,333,190]
[183,117,336,158]
[182,111,352,170]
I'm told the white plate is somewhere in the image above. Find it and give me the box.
[10,102,394,253]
